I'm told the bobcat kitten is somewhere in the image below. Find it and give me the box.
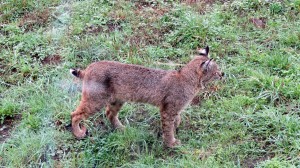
[70,46,223,148]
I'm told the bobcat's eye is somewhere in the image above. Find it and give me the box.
[214,72,224,79]
[215,72,224,77]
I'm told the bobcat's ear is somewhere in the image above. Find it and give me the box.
[200,58,213,72]
[198,46,210,56]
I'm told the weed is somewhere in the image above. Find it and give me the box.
[270,2,284,15]
[0,101,19,124]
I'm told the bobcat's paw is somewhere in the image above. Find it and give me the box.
[73,124,87,139]
[115,124,125,131]
[165,139,181,148]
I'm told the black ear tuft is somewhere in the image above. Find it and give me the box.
[205,46,209,55]
[198,46,210,56]
[70,68,80,77]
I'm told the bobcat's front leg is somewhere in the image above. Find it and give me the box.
[160,108,181,148]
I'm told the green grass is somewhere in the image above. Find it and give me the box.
[1,0,300,167]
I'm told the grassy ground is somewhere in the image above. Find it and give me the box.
[1,0,300,167]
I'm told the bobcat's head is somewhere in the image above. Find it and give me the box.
[197,46,224,88]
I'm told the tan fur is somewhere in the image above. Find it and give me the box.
[70,47,223,148]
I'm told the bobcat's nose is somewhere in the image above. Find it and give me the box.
[219,72,225,80]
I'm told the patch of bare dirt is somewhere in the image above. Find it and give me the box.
[0,115,21,143]
[242,154,275,168]
[41,54,62,65]
[19,8,52,32]
[249,17,267,29]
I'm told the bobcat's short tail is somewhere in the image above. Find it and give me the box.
[70,68,85,79]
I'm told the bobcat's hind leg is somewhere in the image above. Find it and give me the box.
[174,115,181,134]
[105,100,124,129]
[71,99,105,139]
